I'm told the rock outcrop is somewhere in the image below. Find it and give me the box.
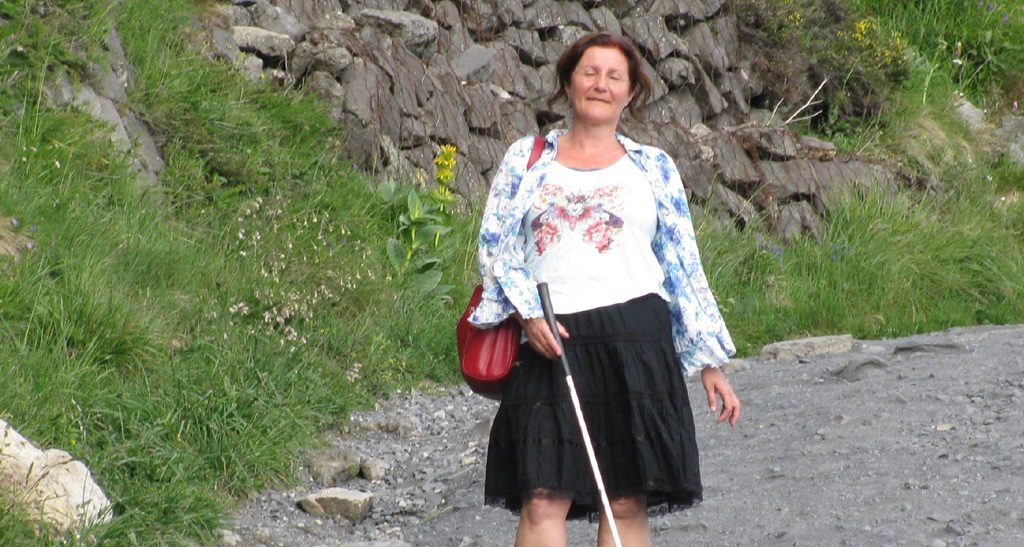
[42,29,165,196]
[199,0,896,240]
[0,419,113,535]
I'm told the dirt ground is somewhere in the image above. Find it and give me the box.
[232,323,1024,546]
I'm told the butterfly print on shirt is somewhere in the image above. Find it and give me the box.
[530,184,625,255]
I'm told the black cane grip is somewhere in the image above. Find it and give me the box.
[537,282,559,337]
[537,283,572,375]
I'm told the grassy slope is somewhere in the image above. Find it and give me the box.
[0,0,1022,544]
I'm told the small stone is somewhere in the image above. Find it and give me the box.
[298,488,373,524]
[935,423,956,432]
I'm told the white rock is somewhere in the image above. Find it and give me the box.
[0,419,113,534]
[760,334,854,361]
[299,488,374,523]
[232,26,295,59]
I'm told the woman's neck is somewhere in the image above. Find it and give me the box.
[562,123,619,154]
[556,123,625,170]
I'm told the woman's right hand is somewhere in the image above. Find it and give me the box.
[519,316,569,361]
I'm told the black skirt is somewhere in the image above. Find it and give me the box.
[484,293,702,520]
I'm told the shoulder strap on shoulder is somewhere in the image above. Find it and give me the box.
[526,135,545,170]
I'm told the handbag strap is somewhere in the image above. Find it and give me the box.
[527,135,545,171]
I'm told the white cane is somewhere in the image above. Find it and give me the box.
[537,282,624,547]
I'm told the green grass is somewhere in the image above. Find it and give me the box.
[699,174,1024,356]
[847,0,1024,106]
[1,0,467,543]
[1,0,1023,544]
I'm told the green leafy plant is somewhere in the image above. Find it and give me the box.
[378,144,458,300]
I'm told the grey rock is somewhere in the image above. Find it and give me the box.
[711,185,757,228]
[954,97,986,130]
[236,52,264,82]
[645,89,701,127]
[831,356,889,382]
[47,75,131,153]
[451,44,497,83]
[502,27,546,67]
[761,334,855,360]
[657,57,695,89]
[798,135,837,160]
[264,67,296,87]
[123,113,166,178]
[523,0,594,30]
[706,132,758,186]
[305,70,345,101]
[464,134,506,174]
[499,97,540,140]
[436,19,475,63]
[219,528,242,546]
[489,44,544,101]
[273,0,344,27]
[756,159,820,207]
[232,25,295,59]
[422,60,470,144]
[210,4,253,26]
[621,15,687,60]
[589,7,622,34]
[357,29,426,116]
[290,41,353,77]
[735,127,798,161]
[432,0,461,29]
[0,419,113,535]
[452,152,489,205]
[357,9,439,60]
[360,458,389,481]
[298,488,374,523]
[1000,114,1024,166]
[772,200,823,242]
[464,84,502,134]
[460,0,524,40]
[893,342,968,355]
[692,61,726,115]
[679,21,729,76]
[342,57,391,127]
[209,26,241,63]
[308,447,362,484]
[251,0,309,41]
[648,0,715,22]
[638,54,669,103]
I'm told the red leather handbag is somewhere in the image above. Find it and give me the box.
[457,285,521,400]
[457,135,545,399]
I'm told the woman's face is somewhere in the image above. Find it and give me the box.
[565,46,634,127]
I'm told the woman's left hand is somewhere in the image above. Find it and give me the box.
[701,366,741,427]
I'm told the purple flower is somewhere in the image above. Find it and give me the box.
[9,217,18,228]
[25,242,35,251]
[987,2,994,11]
[1004,14,1010,24]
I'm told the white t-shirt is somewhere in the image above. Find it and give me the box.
[523,155,669,314]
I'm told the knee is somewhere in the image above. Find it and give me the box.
[521,496,571,525]
[608,496,646,521]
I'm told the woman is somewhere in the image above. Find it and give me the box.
[469,32,741,547]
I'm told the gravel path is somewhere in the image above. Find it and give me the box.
[230,324,1024,546]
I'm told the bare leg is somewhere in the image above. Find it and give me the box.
[515,495,573,547]
[597,495,650,547]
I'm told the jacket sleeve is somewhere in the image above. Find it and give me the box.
[653,151,736,375]
[469,137,543,328]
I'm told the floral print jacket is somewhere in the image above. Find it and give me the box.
[469,129,735,376]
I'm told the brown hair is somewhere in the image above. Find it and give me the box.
[547,32,653,119]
